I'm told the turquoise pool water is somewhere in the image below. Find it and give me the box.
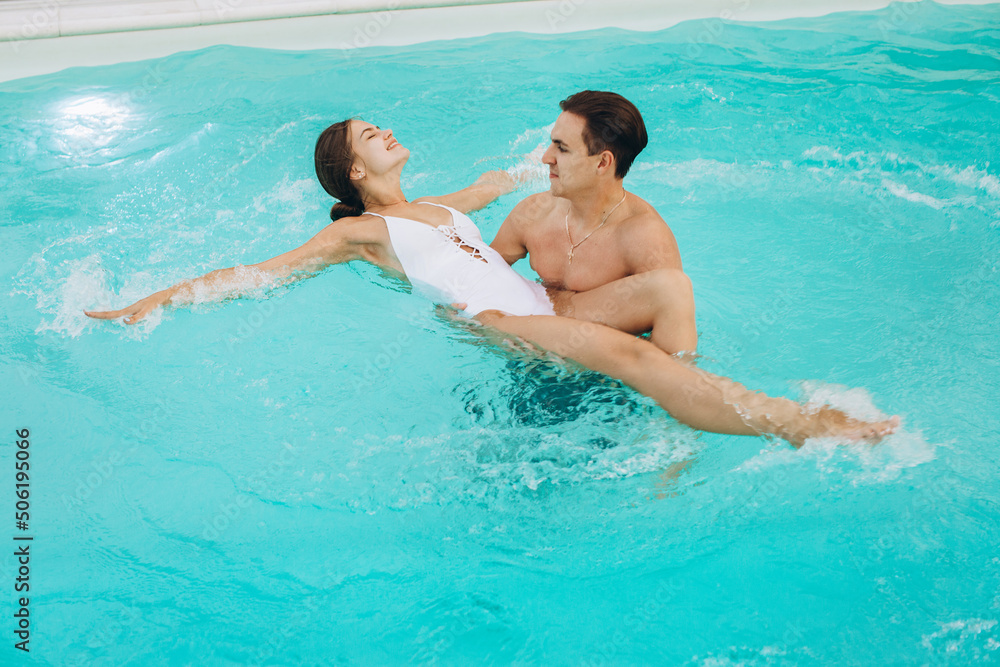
[2,1,999,663]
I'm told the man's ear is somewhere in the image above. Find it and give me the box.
[596,150,616,175]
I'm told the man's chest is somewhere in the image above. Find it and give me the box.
[525,223,630,292]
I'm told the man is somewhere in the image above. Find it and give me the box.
[491,91,697,354]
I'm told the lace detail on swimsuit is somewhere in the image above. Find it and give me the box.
[437,225,488,264]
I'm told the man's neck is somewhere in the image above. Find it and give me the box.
[564,181,628,232]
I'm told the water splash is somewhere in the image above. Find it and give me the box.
[736,380,935,484]
[506,124,554,188]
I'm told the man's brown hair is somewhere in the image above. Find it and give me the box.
[559,90,648,179]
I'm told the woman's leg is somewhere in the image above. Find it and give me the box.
[475,310,898,447]
[552,268,698,355]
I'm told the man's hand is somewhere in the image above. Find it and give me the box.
[84,288,176,325]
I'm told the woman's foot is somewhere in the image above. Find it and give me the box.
[782,407,900,448]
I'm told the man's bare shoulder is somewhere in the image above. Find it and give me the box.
[507,191,561,225]
[616,197,675,240]
[614,195,682,270]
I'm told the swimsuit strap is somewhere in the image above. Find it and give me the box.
[415,201,480,236]
[365,202,486,265]
[363,201,454,223]
[415,201,454,214]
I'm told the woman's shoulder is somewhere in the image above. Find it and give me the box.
[327,213,391,243]
[335,211,385,224]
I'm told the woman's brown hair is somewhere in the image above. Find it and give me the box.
[314,119,365,221]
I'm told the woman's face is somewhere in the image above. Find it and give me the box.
[349,120,409,181]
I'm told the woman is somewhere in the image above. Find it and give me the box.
[86,119,899,446]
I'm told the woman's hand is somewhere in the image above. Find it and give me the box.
[84,288,176,325]
[473,170,519,197]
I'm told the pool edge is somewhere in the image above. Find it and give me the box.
[1,0,998,83]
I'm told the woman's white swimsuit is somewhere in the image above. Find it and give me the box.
[366,202,556,317]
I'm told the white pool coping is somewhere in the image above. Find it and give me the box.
[1,0,997,83]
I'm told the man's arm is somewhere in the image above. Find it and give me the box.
[489,194,549,265]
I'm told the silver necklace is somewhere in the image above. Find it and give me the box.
[564,192,627,263]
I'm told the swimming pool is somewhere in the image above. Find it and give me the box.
[2,0,999,663]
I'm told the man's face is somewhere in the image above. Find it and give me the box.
[542,111,600,198]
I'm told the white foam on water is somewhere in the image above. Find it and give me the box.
[881,178,947,209]
[141,123,214,167]
[240,120,298,167]
[802,145,866,165]
[30,252,282,338]
[691,643,805,666]
[506,124,554,189]
[798,379,886,422]
[697,83,729,103]
[579,432,698,483]
[921,618,998,659]
[333,419,703,510]
[251,175,322,234]
[476,428,699,491]
[801,145,999,214]
[906,158,1000,200]
[509,123,553,152]
[34,254,164,338]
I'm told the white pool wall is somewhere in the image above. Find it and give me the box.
[1,0,997,82]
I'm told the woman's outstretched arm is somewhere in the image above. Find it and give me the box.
[85,219,369,325]
[417,170,523,214]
